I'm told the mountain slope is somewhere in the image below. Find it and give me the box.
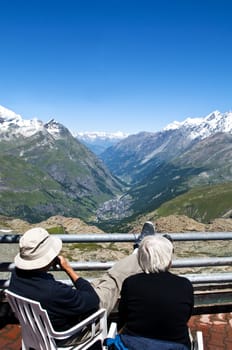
[99,111,232,223]
[174,132,232,186]
[124,132,232,217]
[0,106,122,222]
[101,111,232,183]
[2,105,232,226]
[155,182,232,223]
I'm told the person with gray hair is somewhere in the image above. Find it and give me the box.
[137,234,173,273]
[118,235,194,350]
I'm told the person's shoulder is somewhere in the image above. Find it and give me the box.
[123,272,145,284]
[171,273,193,288]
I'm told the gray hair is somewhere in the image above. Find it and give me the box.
[138,235,173,273]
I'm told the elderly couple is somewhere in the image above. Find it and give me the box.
[9,222,193,350]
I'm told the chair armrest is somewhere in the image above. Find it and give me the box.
[196,331,204,350]
[107,322,117,339]
[52,308,107,339]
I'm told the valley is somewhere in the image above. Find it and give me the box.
[1,105,232,231]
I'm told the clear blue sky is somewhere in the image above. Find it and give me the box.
[0,0,232,134]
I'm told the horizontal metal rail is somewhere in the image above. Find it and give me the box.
[58,272,232,285]
[1,256,232,272]
[1,259,232,289]
[2,272,232,289]
[184,272,232,284]
[1,232,232,243]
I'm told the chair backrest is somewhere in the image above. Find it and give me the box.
[6,289,58,349]
[5,289,107,350]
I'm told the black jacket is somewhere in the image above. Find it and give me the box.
[119,271,194,349]
[9,268,100,331]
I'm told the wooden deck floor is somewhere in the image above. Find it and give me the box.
[0,313,231,350]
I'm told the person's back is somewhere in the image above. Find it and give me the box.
[119,235,194,349]
[9,267,99,331]
[119,271,193,347]
[8,228,100,331]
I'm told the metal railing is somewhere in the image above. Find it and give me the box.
[1,231,232,243]
[0,231,232,314]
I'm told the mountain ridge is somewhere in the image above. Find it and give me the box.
[101,110,232,180]
[1,104,232,226]
[100,111,232,223]
[0,105,123,223]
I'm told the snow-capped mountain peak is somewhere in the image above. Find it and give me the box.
[2,103,232,148]
[163,110,232,140]
[75,131,130,155]
[0,104,44,138]
[45,118,63,134]
[0,105,22,122]
[44,118,72,140]
[74,131,129,141]
[0,105,64,139]
[164,115,205,131]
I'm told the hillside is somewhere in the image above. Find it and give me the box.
[100,111,232,222]
[1,105,232,227]
[155,182,232,223]
[124,133,232,217]
[0,106,122,223]
[101,111,232,182]
[4,213,232,234]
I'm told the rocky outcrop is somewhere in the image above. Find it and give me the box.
[37,215,104,234]
[155,215,206,233]
[2,214,232,235]
[0,215,104,234]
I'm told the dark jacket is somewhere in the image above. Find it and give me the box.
[119,271,194,349]
[9,268,100,331]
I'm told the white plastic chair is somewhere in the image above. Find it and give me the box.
[192,331,204,350]
[105,322,204,350]
[5,289,107,350]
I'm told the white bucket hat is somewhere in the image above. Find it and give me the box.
[14,227,62,270]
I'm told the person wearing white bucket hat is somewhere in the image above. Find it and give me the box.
[9,222,156,333]
[14,227,63,270]
[9,227,100,333]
